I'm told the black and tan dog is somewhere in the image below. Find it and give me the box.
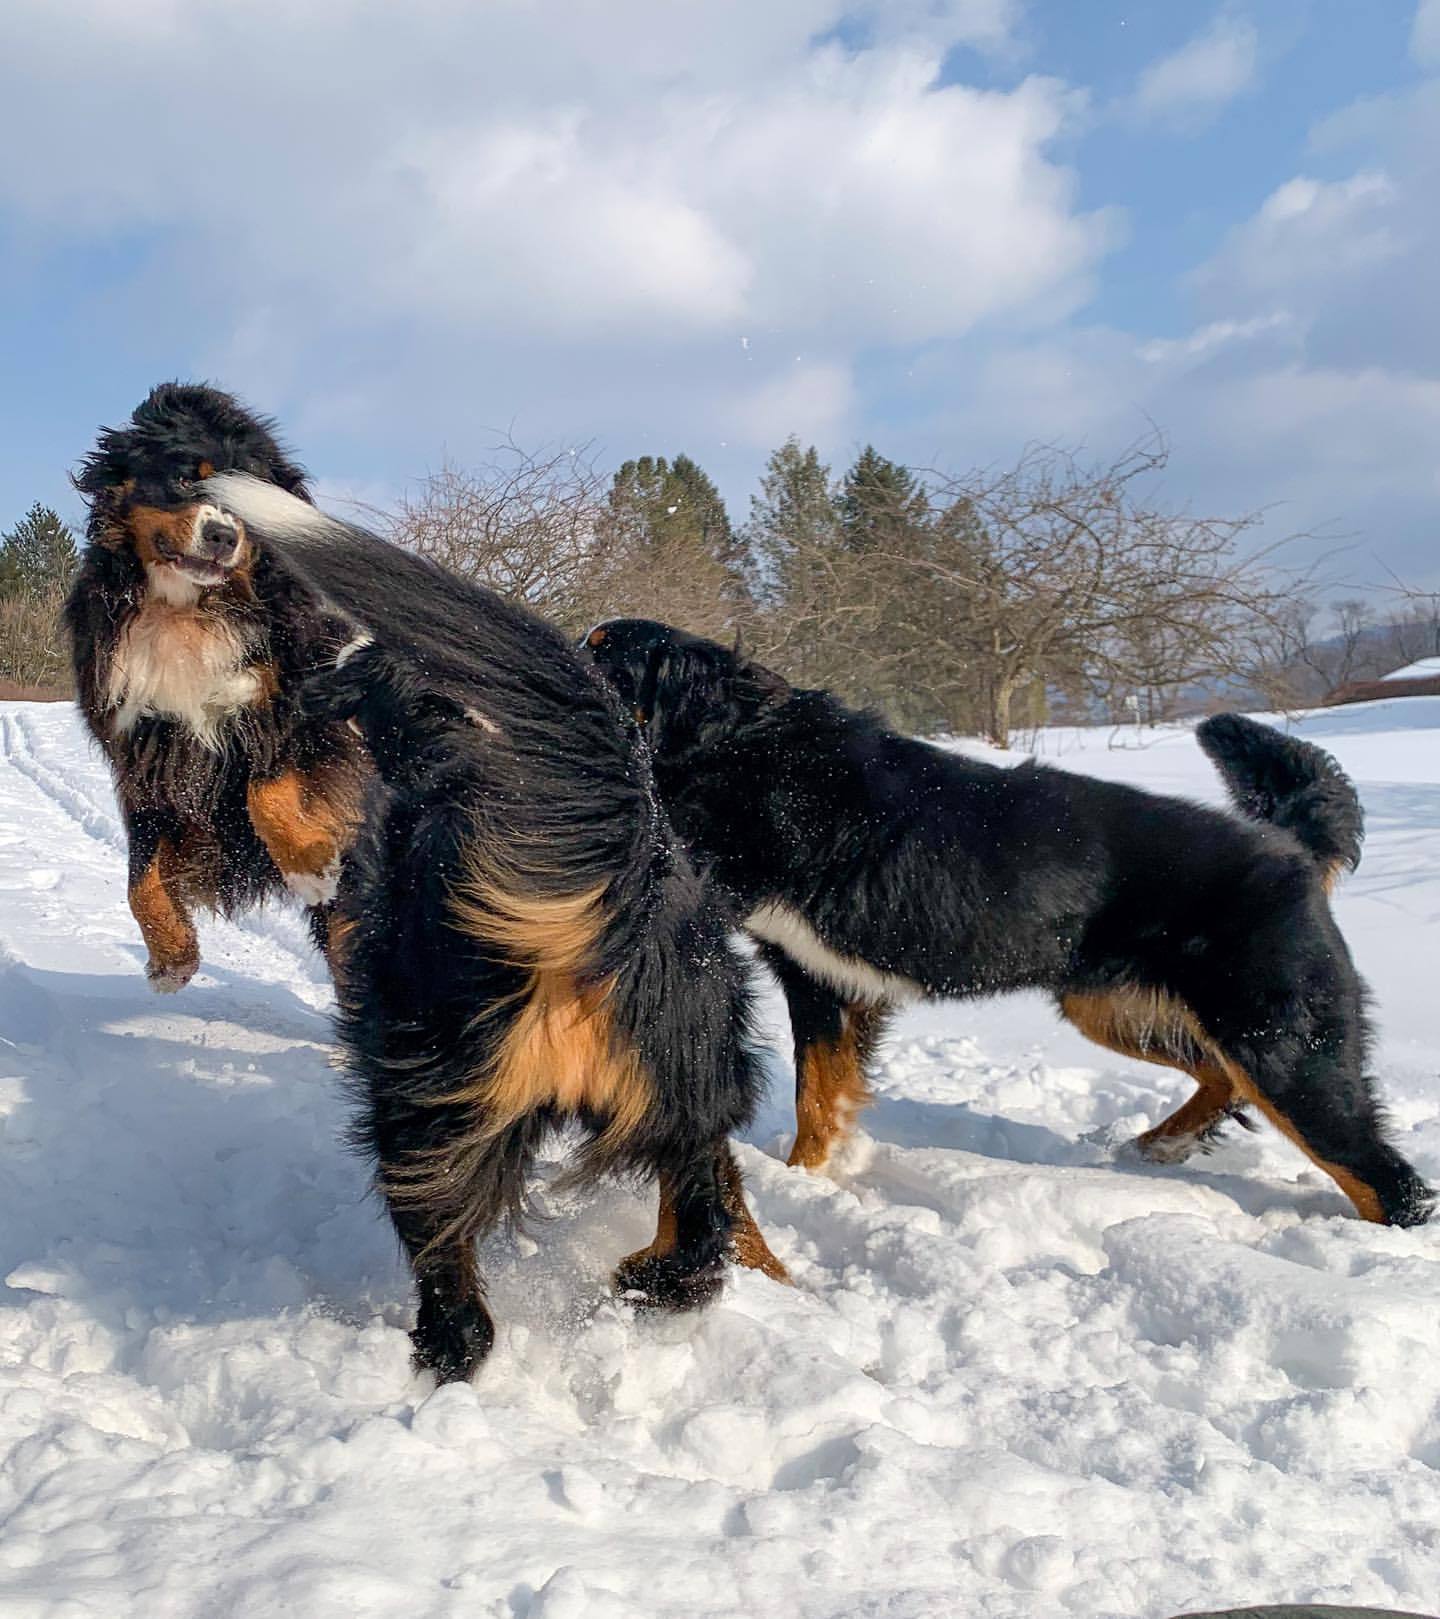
[68,384,367,990]
[185,442,786,1383]
[584,618,1432,1229]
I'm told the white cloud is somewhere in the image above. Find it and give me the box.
[727,360,858,447]
[1413,0,1440,66]
[0,0,1110,481]
[1136,313,1292,366]
[1192,172,1403,308]
[1131,14,1259,128]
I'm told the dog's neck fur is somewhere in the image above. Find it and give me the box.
[657,690,875,890]
[106,586,261,749]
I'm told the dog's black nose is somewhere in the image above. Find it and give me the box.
[197,520,238,560]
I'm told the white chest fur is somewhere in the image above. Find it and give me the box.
[107,601,261,747]
[744,900,919,1006]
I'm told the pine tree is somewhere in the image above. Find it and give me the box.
[595,455,742,635]
[838,447,928,555]
[742,438,837,607]
[0,504,79,598]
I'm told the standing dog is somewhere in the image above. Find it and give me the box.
[584,619,1432,1229]
[194,449,786,1382]
[67,385,367,989]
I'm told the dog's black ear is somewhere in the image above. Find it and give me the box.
[737,658,790,709]
[644,639,756,758]
[268,451,313,502]
[73,429,132,501]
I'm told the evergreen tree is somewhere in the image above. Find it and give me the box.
[0,504,79,598]
[838,447,929,555]
[597,454,742,635]
[742,438,837,606]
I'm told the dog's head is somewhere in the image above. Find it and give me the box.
[75,383,311,602]
[582,618,791,759]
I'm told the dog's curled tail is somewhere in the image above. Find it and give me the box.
[1196,712,1363,882]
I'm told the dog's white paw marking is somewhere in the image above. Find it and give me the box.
[147,958,198,994]
[335,629,374,668]
[287,857,341,908]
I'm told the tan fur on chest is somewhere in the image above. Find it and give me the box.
[107,600,262,747]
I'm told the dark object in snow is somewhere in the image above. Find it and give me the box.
[194,415,786,1384]
[584,618,1433,1231]
[67,383,369,993]
[1173,1607,1438,1619]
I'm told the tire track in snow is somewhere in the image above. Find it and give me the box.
[0,709,330,990]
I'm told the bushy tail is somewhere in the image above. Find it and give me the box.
[1196,712,1363,881]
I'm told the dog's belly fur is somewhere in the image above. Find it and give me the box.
[107,600,259,747]
[745,900,920,1005]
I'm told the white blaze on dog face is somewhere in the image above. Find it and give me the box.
[125,500,251,604]
[745,901,919,1006]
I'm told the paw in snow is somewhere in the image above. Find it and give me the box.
[286,856,341,908]
[1116,1128,1199,1166]
[147,955,198,994]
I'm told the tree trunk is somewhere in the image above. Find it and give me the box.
[986,675,1017,749]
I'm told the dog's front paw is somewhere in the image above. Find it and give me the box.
[147,954,198,994]
[286,856,341,908]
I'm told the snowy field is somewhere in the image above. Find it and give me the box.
[2,697,1439,1619]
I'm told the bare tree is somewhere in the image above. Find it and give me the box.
[0,583,73,695]
[385,440,609,630]
[882,438,1311,745]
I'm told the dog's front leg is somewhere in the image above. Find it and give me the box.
[247,768,352,907]
[761,947,890,1171]
[126,815,200,992]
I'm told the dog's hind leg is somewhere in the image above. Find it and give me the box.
[1176,908,1434,1225]
[1061,988,1243,1164]
[622,1145,791,1289]
[764,949,890,1172]
[374,1102,548,1382]
[612,1144,738,1310]
[1212,1038,1432,1227]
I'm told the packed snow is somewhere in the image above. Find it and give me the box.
[2,697,1438,1619]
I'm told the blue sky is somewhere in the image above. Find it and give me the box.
[2,0,1437,587]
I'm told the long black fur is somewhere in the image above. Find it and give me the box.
[197,459,768,1381]
[584,619,1433,1228]
[66,384,365,988]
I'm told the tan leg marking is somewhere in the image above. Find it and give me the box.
[619,1155,792,1287]
[1223,1065,1387,1223]
[790,1004,883,1170]
[247,767,358,889]
[617,1173,682,1277]
[1063,987,1388,1221]
[1062,987,1234,1162]
[719,1146,791,1284]
[129,838,199,986]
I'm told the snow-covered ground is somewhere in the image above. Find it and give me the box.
[2,697,1438,1619]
